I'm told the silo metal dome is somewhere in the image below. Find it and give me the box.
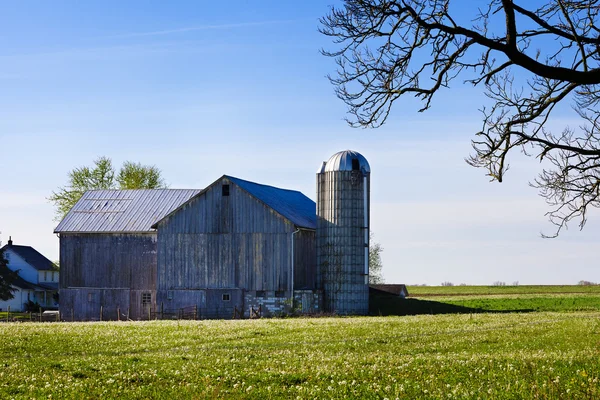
[324,150,371,173]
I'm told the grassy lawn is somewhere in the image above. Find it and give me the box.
[371,293,600,315]
[1,313,599,399]
[407,285,600,296]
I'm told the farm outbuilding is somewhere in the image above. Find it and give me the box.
[152,175,320,318]
[54,189,200,320]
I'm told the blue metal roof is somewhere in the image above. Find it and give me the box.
[227,176,316,230]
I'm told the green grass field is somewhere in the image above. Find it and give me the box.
[1,312,599,399]
[1,286,599,399]
[407,285,600,296]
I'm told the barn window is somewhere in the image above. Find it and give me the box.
[222,184,230,196]
[255,290,266,298]
[222,293,230,301]
[141,293,152,305]
[275,291,285,298]
[352,158,360,171]
[167,290,174,300]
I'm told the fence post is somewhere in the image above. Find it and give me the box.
[117,307,120,321]
[6,306,9,323]
[127,307,130,321]
[39,307,42,322]
[100,305,103,321]
[55,312,59,322]
[194,305,197,320]
[160,302,164,320]
[71,308,74,322]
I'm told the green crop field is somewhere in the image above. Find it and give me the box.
[1,312,599,399]
[406,285,600,296]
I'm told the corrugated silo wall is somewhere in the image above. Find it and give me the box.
[317,170,370,315]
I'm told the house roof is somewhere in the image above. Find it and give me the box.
[370,284,409,297]
[227,176,316,230]
[151,175,316,230]
[11,276,41,290]
[1,244,57,271]
[54,189,201,233]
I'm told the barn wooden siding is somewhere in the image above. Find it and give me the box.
[294,229,317,289]
[59,233,157,320]
[156,177,317,315]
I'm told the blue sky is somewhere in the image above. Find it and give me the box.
[1,1,598,285]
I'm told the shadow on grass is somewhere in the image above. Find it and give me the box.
[369,292,534,316]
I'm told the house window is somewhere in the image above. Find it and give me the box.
[141,293,152,305]
[44,271,48,281]
[222,184,230,196]
[275,290,285,298]
[222,293,230,301]
[255,290,266,298]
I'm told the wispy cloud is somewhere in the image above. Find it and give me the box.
[110,19,298,39]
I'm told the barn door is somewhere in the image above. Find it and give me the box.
[301,292,313,313]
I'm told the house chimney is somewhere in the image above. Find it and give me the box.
[7,236,12,246]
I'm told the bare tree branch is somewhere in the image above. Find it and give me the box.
[321,0,600,236]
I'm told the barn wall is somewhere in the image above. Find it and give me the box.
[156,288,243,319]
[157,177,321,318]
[157,178,296,293]
[59,233,157,320]
[294,229,317,290]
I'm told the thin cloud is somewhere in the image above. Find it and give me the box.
[111,20,298,39]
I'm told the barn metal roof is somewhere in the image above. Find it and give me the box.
[227,176,316,230]
[323,150,370,173]
[54,189,201,233]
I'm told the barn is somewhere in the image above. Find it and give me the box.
[151,175,320,318]
[54,189,200,320]
[56,150,373,320]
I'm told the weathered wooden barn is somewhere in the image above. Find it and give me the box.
[54,189,200,320]
[56,150,375,320]
[151,175,319,318]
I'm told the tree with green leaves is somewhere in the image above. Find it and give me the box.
[369,232,384,284]
[321,1,600,237]
[0,247,19,301]
[49,157,167,220]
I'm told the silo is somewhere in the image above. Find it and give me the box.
[316,150,370,315]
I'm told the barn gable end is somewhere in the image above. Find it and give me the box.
[154,176,319,318]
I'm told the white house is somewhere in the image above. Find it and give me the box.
[0,237,59,312]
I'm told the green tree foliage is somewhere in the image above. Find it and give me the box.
[0,247,19,301]
[321,1,600,236]
[49,157,167,220]
[117,162,166,190]
[369,232,384,284]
